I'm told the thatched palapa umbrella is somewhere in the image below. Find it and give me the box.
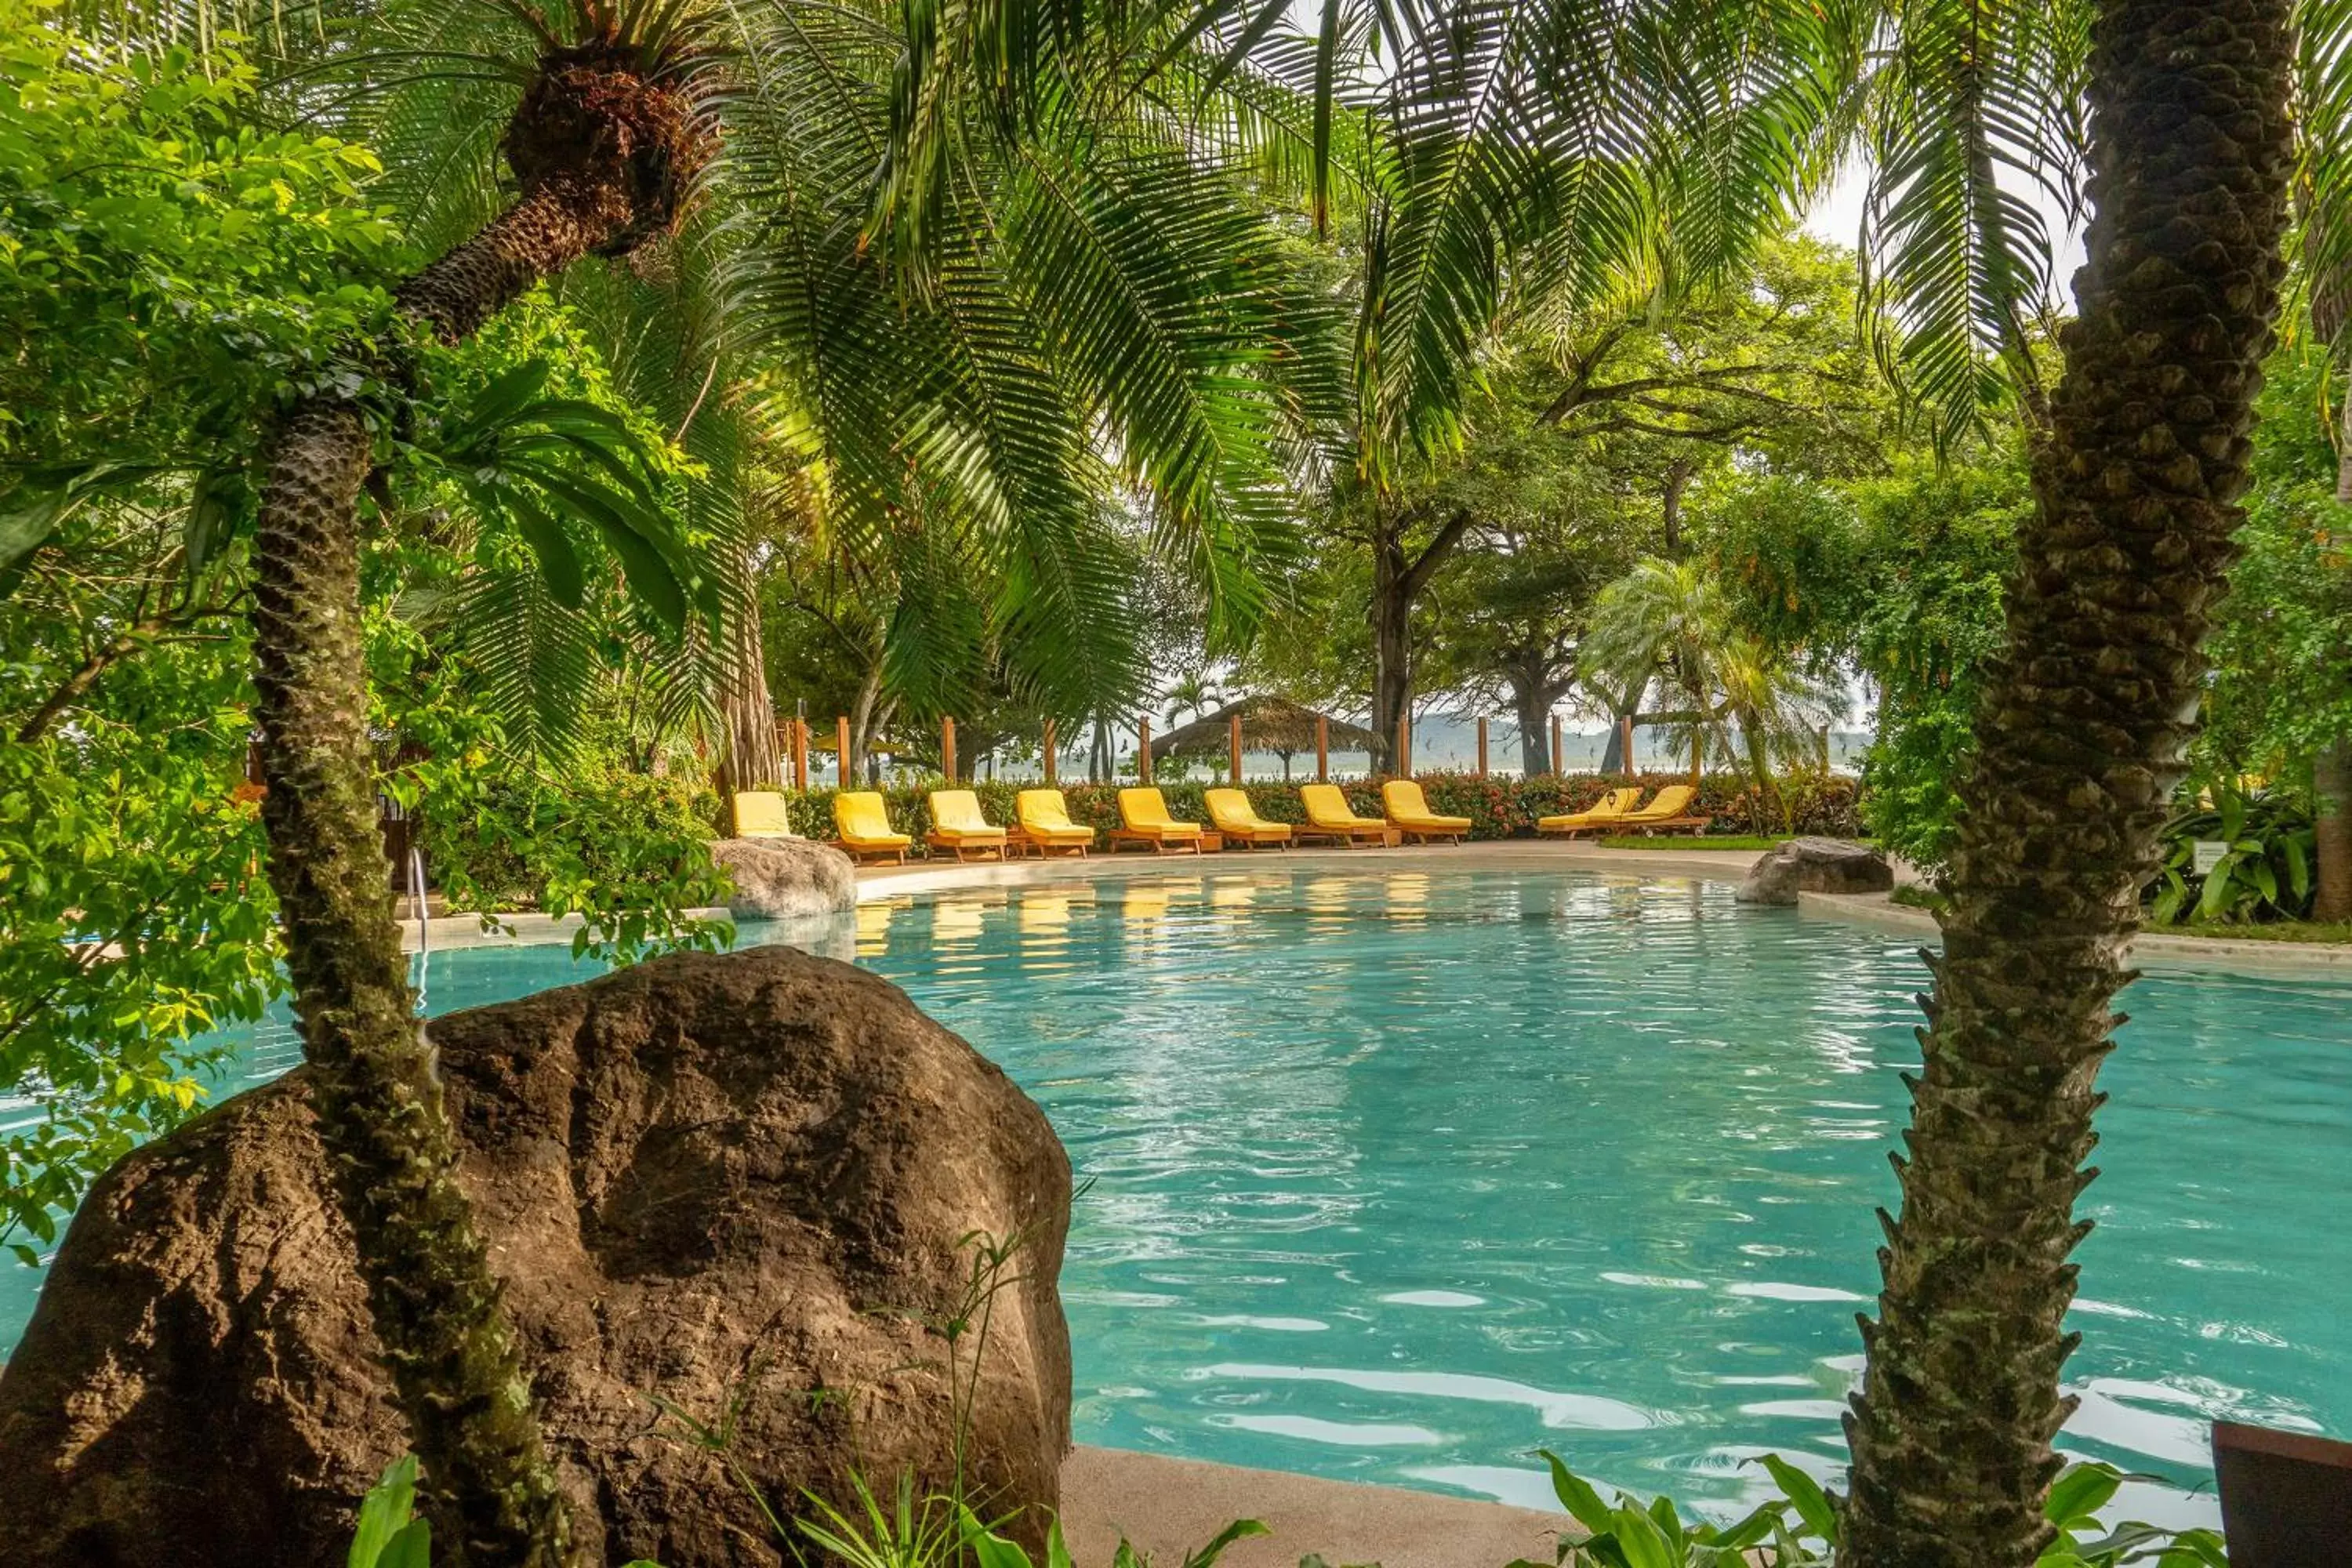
[1149,696,1378,781]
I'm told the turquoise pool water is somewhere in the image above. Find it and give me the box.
[5,868,2346,1526]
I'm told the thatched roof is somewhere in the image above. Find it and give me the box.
[1149,695,1378,760]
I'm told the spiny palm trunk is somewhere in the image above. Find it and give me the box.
[253,66,698,1556]
[1837,2,2294,1563]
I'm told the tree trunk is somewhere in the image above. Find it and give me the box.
[2315,739,2352,921]
[715,561,782,797]
[1514,681,1551,775]
[848,658,885,779]
[248,85,700,1560]
[255,404,575,1567]
[1837,2,2295,1562]
[1370,521,1411,774]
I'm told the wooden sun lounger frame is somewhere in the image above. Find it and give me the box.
[1106,825,1203,854]
[925,829,1008,862]
[834,836,910,865]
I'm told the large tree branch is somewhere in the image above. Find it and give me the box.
[1398,506,1476,603]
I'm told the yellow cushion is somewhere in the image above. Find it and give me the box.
[1623,785,1697,821]
[1381,780,1471,828]
[929,789,1004,839]
[1118,788,1198,834]
[836,791,910,845]
[1301,784,1382,827]
[1017,789,1094,840]
[731,791,794,838]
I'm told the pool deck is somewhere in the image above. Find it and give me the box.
[400,840,2352,978]
[1059,1446,1566,1568]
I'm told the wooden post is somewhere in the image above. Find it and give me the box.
[942,716,956,783]
[1621,713,1637,776]
[1043,717,1057,785]
[1138,716,1152,784]
[837,716,851,789]
[1316,715,1329,782]
[1394,713,1411,777]
[1229,712,1243,784]
[792,719,809,791]
[1475,717,1488,778]
[1551,715,1565,778]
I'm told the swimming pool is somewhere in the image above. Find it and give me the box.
[5,867,2345,1526]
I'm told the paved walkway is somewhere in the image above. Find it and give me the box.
[1059,1446,1565,1568]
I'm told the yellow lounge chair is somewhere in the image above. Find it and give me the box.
[1613,783,1711,836]
[1014,789,1095,858]
[730,789,796,839]
[1204,787,1293,848]
[1381,779,1473,844]
[927,789,1009,862]
[1298,783,1392,847]
[1536,786,1643,840]
[1109,787,1203,854]
[833,791,913,864]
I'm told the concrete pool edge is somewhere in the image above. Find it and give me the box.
[1059,1445,1567,1568]
[394,841,2352,978]
[1797,890,2352,978]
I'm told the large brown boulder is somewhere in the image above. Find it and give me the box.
[1735,835,1896,906]
[0,946,1072,1568]
[710,835,858,920]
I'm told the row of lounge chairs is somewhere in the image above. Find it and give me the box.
[739,780,1708,865]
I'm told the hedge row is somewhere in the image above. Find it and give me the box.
[768,771,1864,844]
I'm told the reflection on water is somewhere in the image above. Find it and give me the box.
[3,867,2344,1529]
[826,869,2349,1526]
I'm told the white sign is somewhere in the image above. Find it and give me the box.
[2191,840,2229,876]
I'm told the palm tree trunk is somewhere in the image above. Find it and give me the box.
[1837,2,2295,1563]
[251,177,659,1567]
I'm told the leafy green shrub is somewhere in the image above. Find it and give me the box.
[416,762,731,962]
[2145,782,2315,926]
[1535,1450,2224,1567]
[782,772,1864,845]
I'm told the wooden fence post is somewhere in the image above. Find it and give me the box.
[1316,715,1329,782]
[1621,714,1637,776]
[1551,715,1564,778]
[792,720,809,791]
[1043,717,1057,785]
[942,716,956,783]
[1395,713,1411,776]
[837,716,851,789]
[1138,716,1152,785]
[1475,717,1488,778]
[1229,712,1243,784]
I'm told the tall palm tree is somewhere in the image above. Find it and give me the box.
[1583,557,1839,818]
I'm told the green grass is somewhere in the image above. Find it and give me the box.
[1595,834,1794,850]
[2151,920,2352,946]
[1890,884,1947,913]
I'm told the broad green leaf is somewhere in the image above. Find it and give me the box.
[376,1519,430,1568]
[347,1454,418,1568]
[1610,1504,1678,1568]
[2042,1462,2122,1530]
[1182,1516,1270,1568]
[1540,1450,1620,1535]
[1757,1454,1838,1543]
